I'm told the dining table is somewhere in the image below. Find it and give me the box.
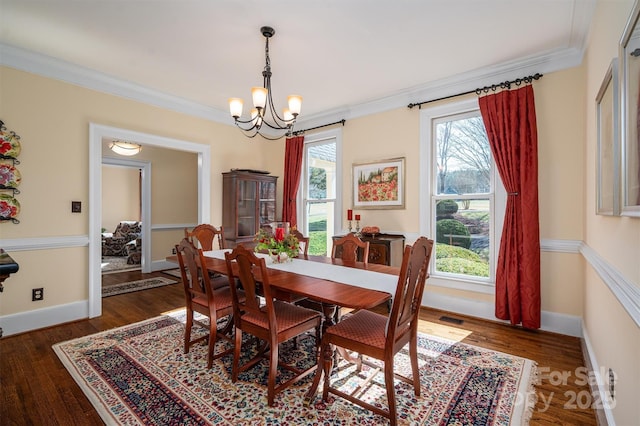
[166,248,401,401]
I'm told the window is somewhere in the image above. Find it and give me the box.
[420,98,505,291]
[298,129,342,256]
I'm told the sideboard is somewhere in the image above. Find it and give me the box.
[332,233,405,267]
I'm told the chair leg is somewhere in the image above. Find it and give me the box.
[184,309,193,353]
[232,328,242,382]
[207,315,217,369]
[409,333,421,396]
[384,361,398,426]
[267,340,279,406]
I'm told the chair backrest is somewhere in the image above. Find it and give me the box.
[331,233,370,263]
[185,224,225,251]
[224,245,276,329]
[290,229,309,257]
[386,236,434,350]
[175,237,212,305]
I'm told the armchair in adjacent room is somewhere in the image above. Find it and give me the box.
[101,221,142,260]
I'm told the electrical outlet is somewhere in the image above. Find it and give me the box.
[172,247,176,255]
[608,368,616,400]
[32,288,44,301]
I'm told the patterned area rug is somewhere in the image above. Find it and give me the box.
[102,256,141,274]
[53,310,537,425]
[102,277,178,297]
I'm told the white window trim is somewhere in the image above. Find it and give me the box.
[297,128,343,236]
[419,98,506,295]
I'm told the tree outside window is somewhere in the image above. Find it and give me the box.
[433,112,493,279]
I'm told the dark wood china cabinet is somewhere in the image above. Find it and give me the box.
[222,170,278,248]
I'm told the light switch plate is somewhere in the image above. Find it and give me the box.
[71,201,81,213]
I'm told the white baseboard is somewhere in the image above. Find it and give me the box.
[581,325,617,425]
[0,301,88,337]
[151,259,179,271]
[424,291,583,337]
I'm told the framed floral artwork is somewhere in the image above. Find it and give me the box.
[352,157,405,209]
[596,58,620,216]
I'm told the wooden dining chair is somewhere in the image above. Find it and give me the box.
[318,236,434,425]
[224,245,322,406]
[290,228,309,257]
[175,238,243,369]
[185,224,226,251]
[331,233,370,264]
[185,224,228,289]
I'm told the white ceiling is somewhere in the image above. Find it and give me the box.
[1,0,596,129]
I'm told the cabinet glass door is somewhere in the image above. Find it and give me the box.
[237,180,257,237]
[259,181,276,226]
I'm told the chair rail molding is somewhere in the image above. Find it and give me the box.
[0,235,89,251]
[580,244,640,327]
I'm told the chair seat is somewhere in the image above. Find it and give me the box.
[192,286,238,311]
[325,309,387,350]
[242,300,321,333]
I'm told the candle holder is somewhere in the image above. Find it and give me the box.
[348,220,353,233]
[355,220,361,236]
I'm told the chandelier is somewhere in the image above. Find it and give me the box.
[109,140,142,156]
[229,26,302,140]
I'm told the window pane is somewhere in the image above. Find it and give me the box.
[435,116,491,195]
[307,201,333,256]
[307,144,336,200]
[434,198,490,278]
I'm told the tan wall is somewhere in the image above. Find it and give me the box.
[101,165,140,232]
[342,108,421,231]
[0,65,266,316]
[582,1,640,424]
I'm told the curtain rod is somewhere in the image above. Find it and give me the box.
[292,119,346,135]
[407,73,543,109]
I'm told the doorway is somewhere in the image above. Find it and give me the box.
[89,123,211,319]
[101,159,148,275]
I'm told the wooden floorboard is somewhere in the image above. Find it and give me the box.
[0,269,597,425]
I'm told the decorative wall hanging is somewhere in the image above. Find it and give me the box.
[352,157,405,209]
[595,59,620,216]
[0,119,21,223]
[620,2,640,217]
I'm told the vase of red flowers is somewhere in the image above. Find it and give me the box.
[254,225,299,263]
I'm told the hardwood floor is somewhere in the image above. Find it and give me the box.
[1,270,597,425]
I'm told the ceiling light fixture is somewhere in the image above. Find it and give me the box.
[109,140,142,156]
[229,26,302,140]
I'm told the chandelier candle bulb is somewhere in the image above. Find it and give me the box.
[229,98,243,118]
[287,95,302,116]
[251,87,268,109]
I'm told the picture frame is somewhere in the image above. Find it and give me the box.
[620,0,640,217]
[352,157,405,209]
[596,58,620,216]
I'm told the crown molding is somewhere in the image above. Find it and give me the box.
[0,43,230,124]
[2,41,584,131]
[297,46,584,128]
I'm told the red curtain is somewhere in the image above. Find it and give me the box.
[478,85,541,329]
[282,135,305,228]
